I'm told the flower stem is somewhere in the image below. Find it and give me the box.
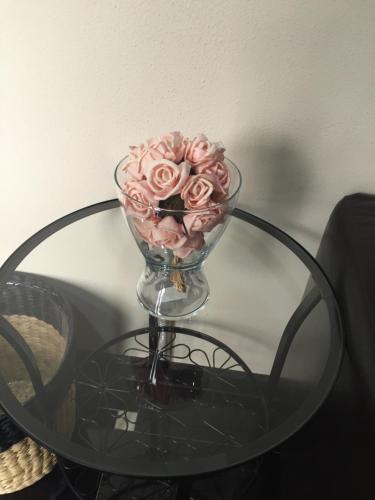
[170,256,186,292]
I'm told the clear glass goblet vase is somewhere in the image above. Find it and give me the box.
[115,157,241,320]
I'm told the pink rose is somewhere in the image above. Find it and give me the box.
[150,216,187,250]
[122,180,158,218]
[134,216,187,250]
[195,161,230,197]
[180,173,220,209]
[183,206,225,234]
[185,134,225,169]
[155,132,187,164]
[140,131,187,170]
[122,144,146,180]
[133,216,160,245]
[174,231,205,259]
[144,159,190,200]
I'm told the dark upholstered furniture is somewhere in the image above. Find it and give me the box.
[280,194,375,500]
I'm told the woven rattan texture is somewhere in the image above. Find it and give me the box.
[0,314,74,493]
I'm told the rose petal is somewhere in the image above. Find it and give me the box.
[144,159,191,200]
[173,232,205,258]
[181,173,218,209]
[151,216,188,249]
[158,215,182,233]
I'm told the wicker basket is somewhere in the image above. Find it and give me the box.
[0,273,75,494]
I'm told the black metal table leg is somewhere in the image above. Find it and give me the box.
[148,315,160,385]
[176,478,192,500]
[57,456,103,500]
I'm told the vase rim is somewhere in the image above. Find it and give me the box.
[114,155,242,214]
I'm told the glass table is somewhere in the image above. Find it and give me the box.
[0,200,343,498]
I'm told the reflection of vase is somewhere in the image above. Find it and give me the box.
[115,157,241,320]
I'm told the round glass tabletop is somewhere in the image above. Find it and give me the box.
[0,200,343,477]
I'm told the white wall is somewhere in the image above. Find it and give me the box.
[1,0,375,262]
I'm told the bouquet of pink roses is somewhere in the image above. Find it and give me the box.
[115,132,241,314]
[119,132,231,262]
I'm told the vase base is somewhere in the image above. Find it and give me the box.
[136,265,209,320]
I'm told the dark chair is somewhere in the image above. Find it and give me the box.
[279,193,375,500]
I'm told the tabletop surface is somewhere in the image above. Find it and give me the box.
[0,200,343,477]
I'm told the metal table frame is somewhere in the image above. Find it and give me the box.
[0,200,343,498]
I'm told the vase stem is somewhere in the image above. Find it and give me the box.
[137,263,209,320]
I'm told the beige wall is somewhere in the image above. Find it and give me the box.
[1,0,375,263]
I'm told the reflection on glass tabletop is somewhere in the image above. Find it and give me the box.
[0,200,343,477]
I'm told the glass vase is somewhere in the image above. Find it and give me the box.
[115,157,241,320]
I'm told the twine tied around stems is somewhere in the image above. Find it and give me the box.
[170,256,186,292]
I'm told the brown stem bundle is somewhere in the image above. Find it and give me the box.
[170,256,186,292]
